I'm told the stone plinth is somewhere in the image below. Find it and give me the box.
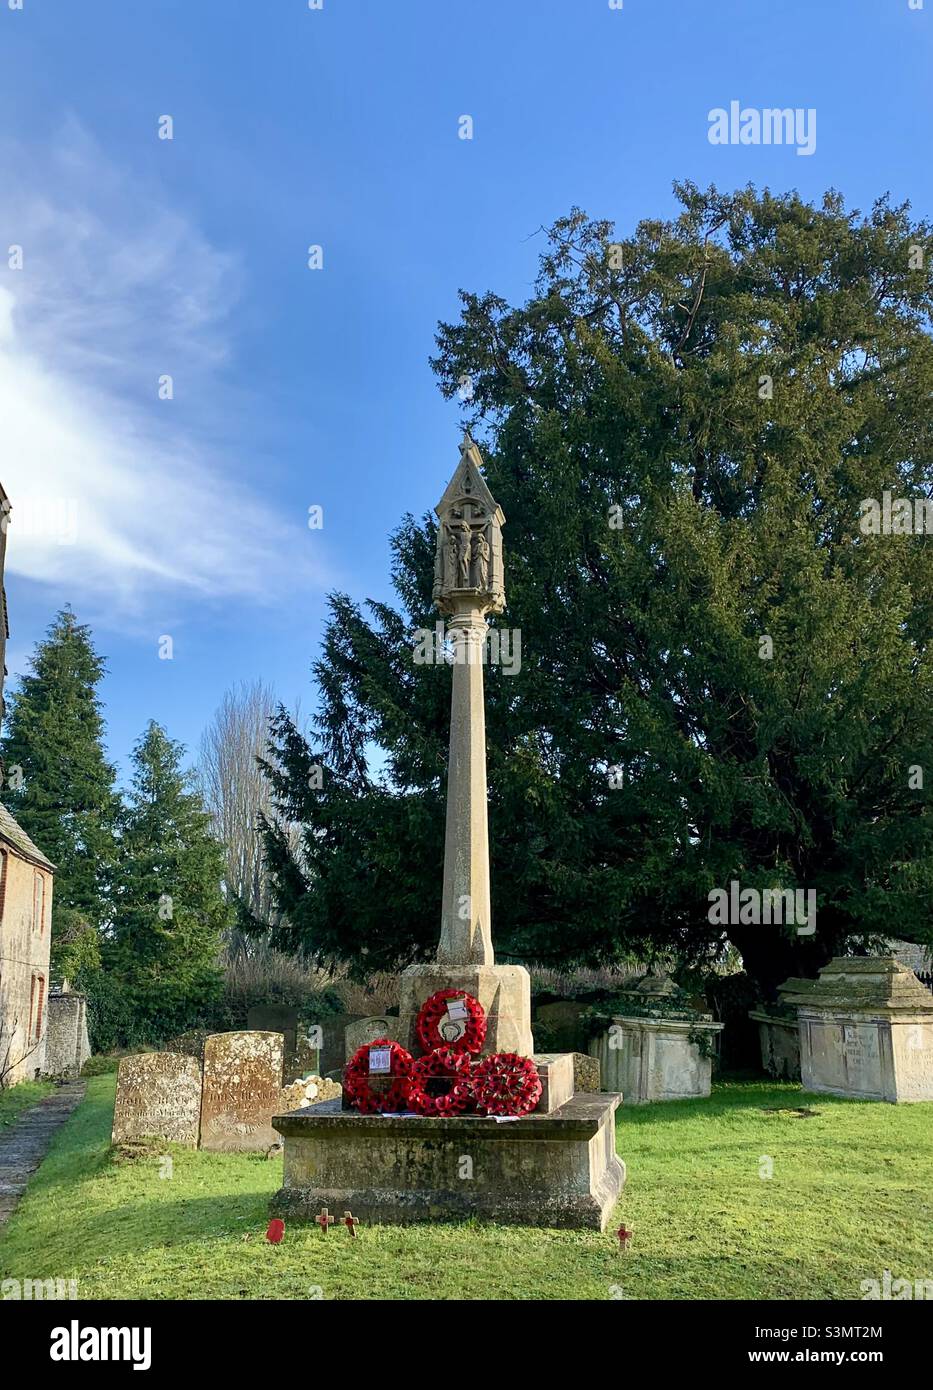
[779,957,933,1103]
[749,1008,801,1081]
[271,1092,625,1230]
[398,962,533,1058]
[533,1053,575,1114]
[590,1015,723,1104]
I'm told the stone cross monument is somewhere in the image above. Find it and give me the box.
[432,431,505,965]
[398,433,533,1055]
[271,430,626,1230]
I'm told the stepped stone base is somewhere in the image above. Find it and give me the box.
[398,962,534,1058]
[271,1092,625,1230]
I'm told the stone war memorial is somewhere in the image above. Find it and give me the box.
[272,434,626,1229]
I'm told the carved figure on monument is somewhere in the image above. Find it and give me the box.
[471,529,490,588]
[444,528,459,591]
[432,432,506,616]
[457,525,471,586]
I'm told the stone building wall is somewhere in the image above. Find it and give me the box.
[0,843,53,1085]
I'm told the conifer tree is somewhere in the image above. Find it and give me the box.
[1,607,119,970]
[260,186,933,997]
[106,721,229,1039]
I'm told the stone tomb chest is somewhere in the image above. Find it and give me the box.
[588,974,723,1104]
[779,957,933,1103]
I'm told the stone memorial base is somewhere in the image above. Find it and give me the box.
[271,1092,625,1230]
[397,962,534,1057]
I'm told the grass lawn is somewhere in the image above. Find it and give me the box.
[0,1074,930,1300]
[0,1080,55,1131]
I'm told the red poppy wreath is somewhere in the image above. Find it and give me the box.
[415,988,486,1056]
[473,1053,542,1117]
[344,1038,413,1114]
[408,1047,474,1116]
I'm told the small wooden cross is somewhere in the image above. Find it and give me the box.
[315,1207,335,1234]
[616,1223,633,1253]
[342,1210,360,1237]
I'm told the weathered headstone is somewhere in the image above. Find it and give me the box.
[345,1016,400,1058]
[571,1051,601,1093]
[111,1053,202,1147]
[200,1031,285,1151]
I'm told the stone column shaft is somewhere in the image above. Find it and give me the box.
[437,609,493,966]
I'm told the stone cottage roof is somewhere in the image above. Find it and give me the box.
[0,800,55,871]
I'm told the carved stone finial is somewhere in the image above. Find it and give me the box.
[432,435,505,616]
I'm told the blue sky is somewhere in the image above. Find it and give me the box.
[1,0,930,783]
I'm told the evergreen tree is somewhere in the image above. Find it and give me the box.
[260,185,933,997]
[1,607,119,968]
[106,721,228,1040]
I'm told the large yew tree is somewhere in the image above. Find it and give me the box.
[260,184,933,998]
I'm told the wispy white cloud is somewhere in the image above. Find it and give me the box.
[0,120,329,626]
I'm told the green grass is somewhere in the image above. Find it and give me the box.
[0,1080,54,1130]
[0,1075,930,1300]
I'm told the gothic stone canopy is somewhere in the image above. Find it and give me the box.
[432,433,505,616]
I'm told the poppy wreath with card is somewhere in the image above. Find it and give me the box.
[344,1039,414,1114]
[415,988,487,1056]
[408,1047,475,1116]
[473,1053,542,1117]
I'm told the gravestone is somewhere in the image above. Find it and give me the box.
[111,1053,202,1147]
[571,1051,601,1093]
[247,1005,297,1061]
[779,957,933,1102]
[200,1031,285,1151]
[345,1016,401,1059]
[315,1012,364,1077]
[246,1004,320,1078]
